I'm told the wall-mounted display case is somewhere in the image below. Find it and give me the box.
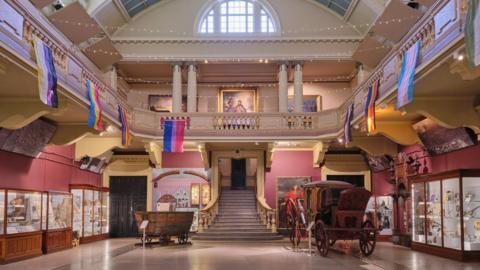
[0,189,43,264]
[70,185,109,244]
[42,192,73,254]
[411,170,480,261]
[366,195,394,241]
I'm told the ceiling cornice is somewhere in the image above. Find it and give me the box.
[112,36,362,45]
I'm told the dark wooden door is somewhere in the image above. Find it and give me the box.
[109,176,147,237]
[231,158,246,189]
[327,175,365,187]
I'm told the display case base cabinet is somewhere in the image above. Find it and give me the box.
[411,242,480,261]
[80,234,109,244]
[0,232,43,264]
[42,228,73,254]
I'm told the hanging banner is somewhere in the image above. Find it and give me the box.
[86,80,103,131]
[163,120,186,153]
[33,37,58,108]
[343,103,354,145]
[365,79,380,133]
[118,104,130,147]
[397,41,421,108]
[465,0,480,67]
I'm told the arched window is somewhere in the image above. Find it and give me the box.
[198,0,279,35]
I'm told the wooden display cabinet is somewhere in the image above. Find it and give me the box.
[42,191,73,254]
[410,169,480,261]
[0,189,43,264]
[70,185,109,244]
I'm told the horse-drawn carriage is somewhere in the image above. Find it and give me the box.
[134,211,194,245]
[285,181,377,257]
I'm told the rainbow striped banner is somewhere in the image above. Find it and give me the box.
[343,103,354,145]
[163,120,186,153]
[397,41,421,108]
[365,79,380,134]
[86,80,103,131]
[118,104,130,147]
[33,37,58,108]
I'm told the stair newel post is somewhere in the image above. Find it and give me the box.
[266,211,271,229]
[271,210,277,233]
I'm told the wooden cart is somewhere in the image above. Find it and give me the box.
[301,181,377,257]
[134,211,194,245]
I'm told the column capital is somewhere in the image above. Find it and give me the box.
[187,63,198,72]
[293,62,304,71]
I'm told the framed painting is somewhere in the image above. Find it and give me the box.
[148,95,187,113]
[288,95,322,112]
[219,89,257,113]
[276,176,311,234]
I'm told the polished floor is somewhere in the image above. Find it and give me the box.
[1,239,479,270]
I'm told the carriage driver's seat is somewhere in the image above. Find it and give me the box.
[334,188,371,228]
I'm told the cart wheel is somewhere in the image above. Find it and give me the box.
[359,220,377,257]
[314,220,328,257]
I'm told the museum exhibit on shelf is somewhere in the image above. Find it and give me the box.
[1,0,480,269]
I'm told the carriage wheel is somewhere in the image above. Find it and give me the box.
[359,220,377,257]
[178,234,189,245]
[314,220,328,257]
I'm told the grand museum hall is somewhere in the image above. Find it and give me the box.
[1,0,480,269]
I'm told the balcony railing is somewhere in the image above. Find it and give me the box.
[0,0,469,139]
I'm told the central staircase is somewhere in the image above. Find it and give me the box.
[193,189,282,241]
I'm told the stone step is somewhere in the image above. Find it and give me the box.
[210,224,266,230]
[207,228,270,233]
[219,199,256,203]
[197,231,276,236]
[216,213,258,218]
[192,234,283,241]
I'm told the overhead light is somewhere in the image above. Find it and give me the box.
[204,59,209,64]
[259,59,264,63]
[337,137,344,144]
[265,59,269,64]
[401,110,407,116]
[457,54,464,61]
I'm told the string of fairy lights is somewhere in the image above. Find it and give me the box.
[47,13,420,59]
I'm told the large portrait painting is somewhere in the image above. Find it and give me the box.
[276,176,311,234]
[220,89,256,113]
[148,95,187,113]
[288,95,322,112]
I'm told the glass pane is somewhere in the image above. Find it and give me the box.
[220,16,227,33]
[442,178,461,250]
[268,19,275,32]
[247,2,254,14]
[93,191,101,235]
[376,196,394,235]
[426,181,442,246]
[83,190,93,237]
[6,190,41,234]
[228,16,246,33]
[200,20,207,33]
[412,182,426,243]
[0,190,4,235]
[101,192,109,234]
[463,177,480,250]
[228,0,246,14]
[42,193,47,230]
[48,193,72,230]
[207,16,214,33]
[220,3,227,14]
[261,15,267,32]
[72,189,83,237]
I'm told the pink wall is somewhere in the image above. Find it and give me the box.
[0,145,101,192]
[265,151,321,208]
[162,152,203,168]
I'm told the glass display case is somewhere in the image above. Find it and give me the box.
[101,192,109,234]
[6,190,42,234]
[1,189,43,263]
[42,192,73,254]
[69,185,109,244]
[410,170,480,260]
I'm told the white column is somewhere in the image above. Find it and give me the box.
[278,64,288,113]
[294,63,303,113]
[172,64,182,113]
[187,64,197,113]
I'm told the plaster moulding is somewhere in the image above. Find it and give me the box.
[112,37,362,45]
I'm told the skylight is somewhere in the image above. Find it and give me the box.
[314,0,353,16]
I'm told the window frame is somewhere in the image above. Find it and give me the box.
[194,0,281,37]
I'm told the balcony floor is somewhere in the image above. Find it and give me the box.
[2,239,479,270]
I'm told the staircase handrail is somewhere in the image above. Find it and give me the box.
[198,189,221,232]
[256,196,277,233]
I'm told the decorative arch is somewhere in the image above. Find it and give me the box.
[194,0,281,36]
[152,169,209,183]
